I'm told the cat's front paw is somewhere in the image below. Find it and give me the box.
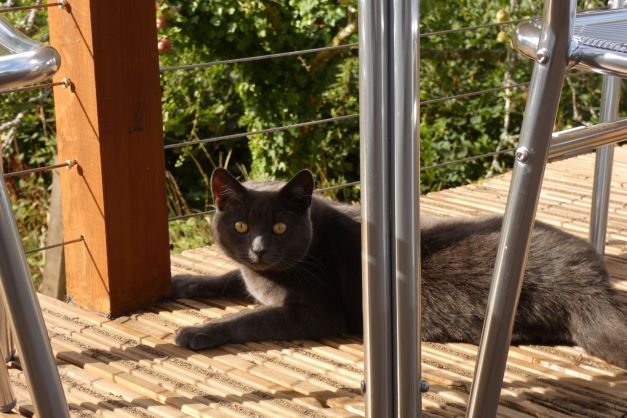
[171,275,202,299]
[175,324,227,350]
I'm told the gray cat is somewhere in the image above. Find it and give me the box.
[172,168,627,369]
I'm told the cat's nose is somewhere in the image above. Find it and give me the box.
[249,248,266,263]
[252,248,266,257]
[250,236,266,261]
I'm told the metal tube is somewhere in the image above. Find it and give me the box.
[0,10,68,418]
[0,176,70,417]
[465,0,575,417]
[0,17,60,92]
[0,351,15,413]
[514,9,627,78]
[0,302,15,412]
[548,118,627,159]
[0,304,13,362]
[392,0,420,416]
[589,0,623,255]
[359,0,393,415]
[0,2,63,13]
[589,77,621,254]
[3,159,76,179]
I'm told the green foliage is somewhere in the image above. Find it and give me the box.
[419,0,611,192]
[168,216,213,253]
[159,0,360,206]
[159,0,618,203]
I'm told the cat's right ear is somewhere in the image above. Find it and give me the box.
[211,168,246,211]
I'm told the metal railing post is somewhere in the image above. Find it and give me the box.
[359,0,394,414]
[360,0,420,416]
[465,0,576,417]
[392,0,420,416]
[589,0,623,255]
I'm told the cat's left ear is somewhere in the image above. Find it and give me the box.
[211,168,246,211]
[279,169,314,213]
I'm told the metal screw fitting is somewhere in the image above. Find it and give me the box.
[515,146,530,163]
[360,380,366,394]
[58,0,67,9]
[420,380,430,393]
[61,78,72,89]
[535,48,549,64]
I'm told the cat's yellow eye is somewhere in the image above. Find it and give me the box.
[273,222,287,235]
[234,221,249,234]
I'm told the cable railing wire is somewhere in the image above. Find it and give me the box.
[420,19,530,38]
[164,113,359,151]
[0,80,68,95]
[160,18,536,73]
[163,83,527,150]
[421,81,531,105]
[162,12,603,221]
[0,1,65,13]
[24,235,83,255]
[165,69,599,150]
[161,43,359,73]
[315,181,361,193]
[169,209,215,222]
[169,148,516,221]
[3,159,77,179]
[315,148,518,192]
[422,148,516,171]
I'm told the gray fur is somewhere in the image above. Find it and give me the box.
[173,169,627,368]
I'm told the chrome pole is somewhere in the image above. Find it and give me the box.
[0,300,14,410]
[589,0,623,255]
[392,0,420,416]
[465,0,576,416]
[0,176,70,418]
[359,0,394,415]
[0,302,14,362]
[0,349,15,412]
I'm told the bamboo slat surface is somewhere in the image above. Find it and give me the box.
[8,149,627,417]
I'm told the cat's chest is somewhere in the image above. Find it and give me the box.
[240,268,289,306]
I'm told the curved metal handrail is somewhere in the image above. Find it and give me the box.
[513,9,627,77]
[0,16,60,92]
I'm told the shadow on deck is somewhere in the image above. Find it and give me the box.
[6,149,627,417]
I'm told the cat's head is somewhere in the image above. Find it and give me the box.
[210,168,314,272]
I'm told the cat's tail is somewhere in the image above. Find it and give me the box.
[569,292,627,369]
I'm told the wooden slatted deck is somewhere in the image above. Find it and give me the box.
[7,149,627,417]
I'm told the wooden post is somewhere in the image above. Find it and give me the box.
[47,0,171,316]
[40,171,65,300]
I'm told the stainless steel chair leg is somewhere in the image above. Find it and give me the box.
[0,303,14,363]
[589,0,623,255]
[465,0,576,417]
[0,299,16,412]
[0,348,15,413]
[0,176,70,418]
